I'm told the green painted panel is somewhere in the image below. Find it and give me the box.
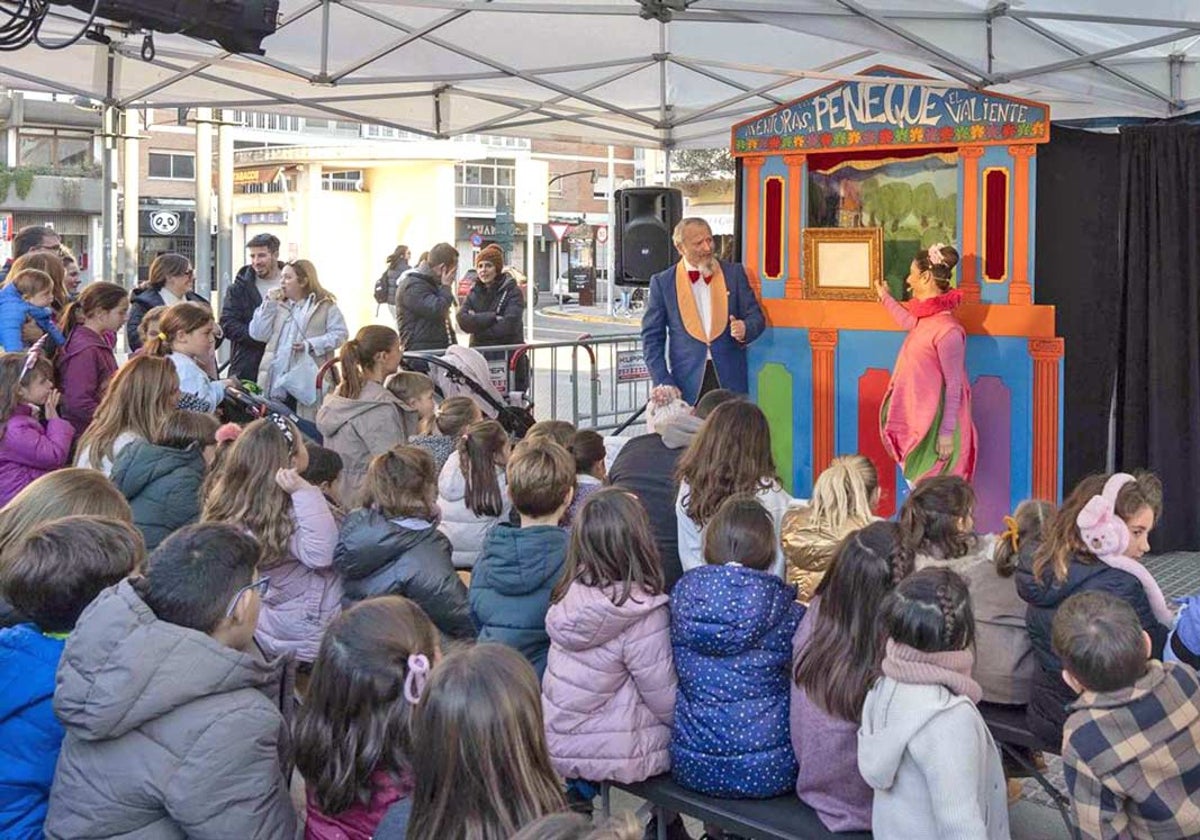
[758,362,795,495]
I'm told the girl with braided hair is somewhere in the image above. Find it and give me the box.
[790,521,912,832]
[900,476,1036,706]
[874,244,977,482]
[858,567,1009,839]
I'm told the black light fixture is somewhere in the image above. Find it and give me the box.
[39,0,281,55]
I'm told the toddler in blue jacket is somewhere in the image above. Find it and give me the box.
[670,494,805,799]
[0,268,65,351]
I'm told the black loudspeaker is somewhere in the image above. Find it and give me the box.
[614,187,683,286]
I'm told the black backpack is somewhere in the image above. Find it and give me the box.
[373,270,391,305]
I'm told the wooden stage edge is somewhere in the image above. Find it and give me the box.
[762,299,1058,338]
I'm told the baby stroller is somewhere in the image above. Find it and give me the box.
[220,384,323,444]
[406,345,536,439]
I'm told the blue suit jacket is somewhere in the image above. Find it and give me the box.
[641,260,766,405]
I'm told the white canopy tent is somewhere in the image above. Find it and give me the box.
[2,0,1199,149]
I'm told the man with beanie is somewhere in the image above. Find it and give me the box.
[396,243,459,358]
[457,244,527,390]
[642,217,765,404]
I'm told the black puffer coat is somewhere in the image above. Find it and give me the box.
[1015,541,1168,750]
[333,508,476,641]
[456,272,525,348]
[396,266,456,352]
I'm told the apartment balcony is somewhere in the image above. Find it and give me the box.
[0,165,103,213]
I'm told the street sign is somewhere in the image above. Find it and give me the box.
[596,225,609,244]
[548,222,571,241]
[470,233,483,247]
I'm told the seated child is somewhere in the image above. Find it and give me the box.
[294,596,440,839]
[0,348,75,508]
[562,429,606,527]
[671,495,805,799]
[0,517,142,840]
[438,419,511,570]
[386,371,437,437]
[901,476,1038,706]
[44,523,297,839]
[542,488,675,788]
[0,269,65,352]
[144,303,235,413]
[1054,590,1200,840]
[302,443,346,525]
[131,305,167,358]
[469,438,574,677]
[409,396,481,474]
[526,419,575,448]
[858,567,1009,839]
[110,410,218,551]
[335,447,475,641]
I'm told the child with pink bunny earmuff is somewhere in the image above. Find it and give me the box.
[1015,470,1168,751]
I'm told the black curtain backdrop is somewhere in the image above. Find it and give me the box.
[1116,124,1200,552]
[1034,126,1121,494]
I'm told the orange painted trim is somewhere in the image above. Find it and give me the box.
[743,158,764,282]
[784,154,806,297]
[959,146,984,304]
[762,175,786,280]
[731,136,1049,159]
[762,299,1058,338]
[1008,145,1036,306]
[809,328,839,476]
[1029,337,1064,501]
[981,166,1009,284]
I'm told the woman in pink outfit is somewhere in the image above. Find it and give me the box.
[875,243,976,482]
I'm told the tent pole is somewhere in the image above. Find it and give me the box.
[121,110,139,285]
[216,109,235,345]
[99,104,119,285]
[194,108,214,296]
[606,144,615,315]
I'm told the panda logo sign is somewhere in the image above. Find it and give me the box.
[149,211,180,235]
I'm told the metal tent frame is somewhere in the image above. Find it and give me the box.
[1,1,1198,148]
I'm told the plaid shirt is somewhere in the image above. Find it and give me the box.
[1063,660,1200,840]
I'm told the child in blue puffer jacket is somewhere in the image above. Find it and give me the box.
[0,268,65,352]
[670,494,805,800]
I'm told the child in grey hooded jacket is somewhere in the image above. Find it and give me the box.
[858,567,1010,840]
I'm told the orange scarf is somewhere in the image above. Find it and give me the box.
[674,261,729,345]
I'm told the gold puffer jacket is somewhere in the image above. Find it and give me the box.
[781,507,871,603]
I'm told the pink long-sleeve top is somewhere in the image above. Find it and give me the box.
[881,292,965,438]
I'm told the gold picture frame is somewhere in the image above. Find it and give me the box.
[802,227,884,301]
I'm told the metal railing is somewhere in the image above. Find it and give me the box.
[402,333,652,434]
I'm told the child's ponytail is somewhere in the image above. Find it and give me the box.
[58,281,127,341]
[334,325,398,400]
[993,498,1056,578]
[459,419,507,517]
[145,302,211,358]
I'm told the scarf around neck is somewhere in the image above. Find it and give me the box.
[908,288,964,318]
[881,638,982,703]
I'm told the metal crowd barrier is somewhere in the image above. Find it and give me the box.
[404,333,651,433]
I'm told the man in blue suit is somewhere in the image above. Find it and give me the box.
[641,218,766,405]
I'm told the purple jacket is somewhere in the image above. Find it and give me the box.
[0,406,74,507]
[789,597,872,832]
[254,485,342,664]
[56,326,118,437]
[305,769,411,840]
[542,581,676,784]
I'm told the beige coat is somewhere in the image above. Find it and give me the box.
[249,294,348,420]
[315,381,412,506]
[915,535,1036,705]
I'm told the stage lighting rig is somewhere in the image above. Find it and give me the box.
[0,0,280,55]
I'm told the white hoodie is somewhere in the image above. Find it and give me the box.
[857,677,1010,840]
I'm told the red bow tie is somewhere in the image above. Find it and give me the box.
[688,270,711,285]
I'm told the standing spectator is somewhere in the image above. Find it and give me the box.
[43,523,297,840]
[396,243,458,359]
[608,389,738,591]
[0,226,60,284]
[60,250,81,298]
[249,259,348,421]
[56,282,127,435]
[144,303,235,414]
[126,254,213,353]
[220,233,283,384]
[376,244,411,320]
[457,245,527,391]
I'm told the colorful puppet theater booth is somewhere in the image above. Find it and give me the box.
[734,67,1063,531]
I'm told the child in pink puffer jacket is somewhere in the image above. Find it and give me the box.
[541,488,676,797]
